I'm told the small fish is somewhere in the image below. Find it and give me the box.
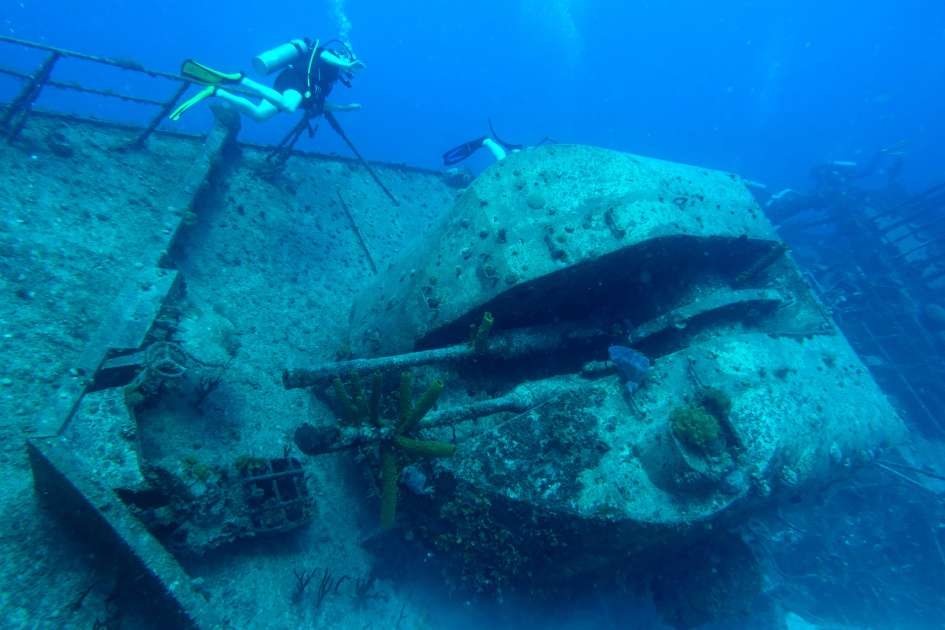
[608,345,650,394]
[400,465,433,496]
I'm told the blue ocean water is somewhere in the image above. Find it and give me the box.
[3,2,945,629]
[4,1,944,188]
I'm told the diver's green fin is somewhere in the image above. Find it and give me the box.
[169,85,217,121]
[180,59,243,86]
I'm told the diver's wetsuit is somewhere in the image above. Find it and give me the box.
[273,47,342,115]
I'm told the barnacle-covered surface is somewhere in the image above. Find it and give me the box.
[348,144,780,356]
[349,144,905,596]
[423,332,902,593]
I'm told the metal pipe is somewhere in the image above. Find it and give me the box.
[0,66,166,105]
[284,343,473,389]
[0,35,184,82]
[56,80,163,106]
[337,190,378,274]
[53,80,165,106]
[283,320,610,389]
[324,110,400,206]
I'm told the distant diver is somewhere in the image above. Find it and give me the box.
[169,38,365,122]
[808,143,906,194]
[442,119,555,166]
[765,142,908,217]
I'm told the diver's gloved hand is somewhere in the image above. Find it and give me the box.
[346,58,366,72]
[326,102,362,112]
[319,50,366,73]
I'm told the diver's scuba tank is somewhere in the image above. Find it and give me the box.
[252,39,309,75]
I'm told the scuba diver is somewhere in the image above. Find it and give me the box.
[765,142,908,219]
[441,122,556,188]
[169,38,365,122]
[442,120,555,166]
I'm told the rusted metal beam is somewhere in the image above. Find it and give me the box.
[34,268,180,437]
[158,108,242,263]
[27,438,221,629]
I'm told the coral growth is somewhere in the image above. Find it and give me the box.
[332,371,455,528]
[468,311,495,352]
[670,387,732,454]
[670,405,721,452]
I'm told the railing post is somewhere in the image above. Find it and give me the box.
[1,51,60,140]
[121,82,191,151]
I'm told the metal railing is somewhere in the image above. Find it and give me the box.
[0,35,190,148]
[775,182,945,436]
